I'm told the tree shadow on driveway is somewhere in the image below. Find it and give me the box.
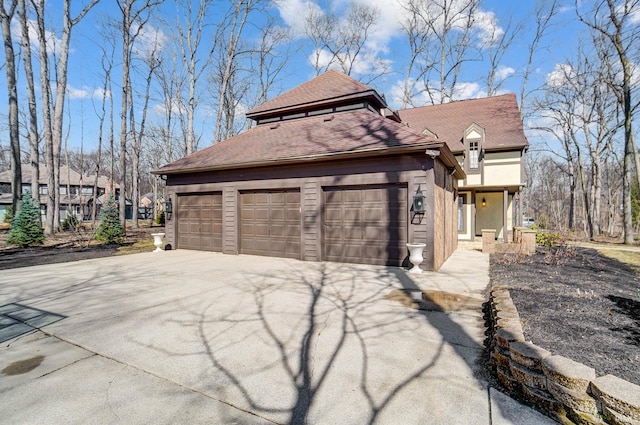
[176,261,488,425]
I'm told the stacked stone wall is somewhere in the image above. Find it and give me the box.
[489,285,640,425]
[482,228,536,255]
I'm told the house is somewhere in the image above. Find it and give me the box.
[155,70,464,271]
[0,165,119,222]
[398,95,528,241]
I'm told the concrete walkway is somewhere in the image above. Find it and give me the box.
[0,248,555,424]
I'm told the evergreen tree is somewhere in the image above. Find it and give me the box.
[7,194,45,247]
[95,197,125,244]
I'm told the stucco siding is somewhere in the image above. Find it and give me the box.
[483,151,523,186]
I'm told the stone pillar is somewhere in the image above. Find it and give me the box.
[482,229,496,254]
[520,229,536,255]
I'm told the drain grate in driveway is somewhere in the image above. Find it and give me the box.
[0,303,65,343]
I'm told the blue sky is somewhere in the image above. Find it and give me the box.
[0,0,599,153]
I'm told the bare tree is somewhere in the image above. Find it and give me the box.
[0,0,21,214]
[18,0,39,197]
[482,16,520,97]
[576,0,640,243]
[519,0,559,117]
[33,0,100,234]
[130,44,160,228]
[398,0,480,104]
[173,0,216,155]
[212,0,259,144]
[116,0,162,224]
[304,2,384,83]
[91,38,116,223]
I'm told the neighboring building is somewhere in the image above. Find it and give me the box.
[155,70,464,271]
[398,95,528,241]
[0,165,119,222]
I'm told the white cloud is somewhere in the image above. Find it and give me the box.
[474,10,504,47]
[11,18,61,56]
[546,63,575,88]
[496,65,515,80]
[273,0,324,36]
[153,99,185,116]
[452,81,487,100]
[132,23,167,58]
[67,85,110,100]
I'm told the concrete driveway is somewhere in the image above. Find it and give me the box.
[0,249,555,425]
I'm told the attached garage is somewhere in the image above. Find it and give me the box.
[156,70,463,271]
[323,185,407,266]
[239,190,301,259]
[177,193,223,251]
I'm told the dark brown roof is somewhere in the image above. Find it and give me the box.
[397,94,528,153]
[246,70,384,119]
[0,164,115,188]
[157,109,442,174]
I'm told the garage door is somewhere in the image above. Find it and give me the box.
[240,190,301,259]
[323,185,407,266]
[177,193,223,251]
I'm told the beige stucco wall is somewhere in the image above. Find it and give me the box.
[475,192,513,239]
[483,151,522,186]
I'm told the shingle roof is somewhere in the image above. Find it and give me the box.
[0,165,115,187]
[246,70,383,118]
[397,94,528,153]
[157,109,439,174]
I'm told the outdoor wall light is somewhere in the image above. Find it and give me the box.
[413,186,426,213]
[482,197,486,207]
[163,197,173,220]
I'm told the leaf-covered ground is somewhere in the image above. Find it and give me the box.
[490,247,640,386]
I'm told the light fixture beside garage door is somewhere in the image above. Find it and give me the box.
[163,197,173,220]
[413,186,425,213]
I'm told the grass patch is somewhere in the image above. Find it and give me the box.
[116,238,155,255]
[598,249,640,275]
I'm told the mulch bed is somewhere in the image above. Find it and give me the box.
[490,246,640,386]
[0,227,156,270]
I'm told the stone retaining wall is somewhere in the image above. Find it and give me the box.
[489,285,640,425]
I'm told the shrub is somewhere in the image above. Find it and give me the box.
[7,195,45,247]
[155,211,165,225]
[95,197,125,244]
[532,224,563,247]
[62,214,79,231]
[3,205,13,223]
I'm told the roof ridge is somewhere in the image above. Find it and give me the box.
[246,70,380,118]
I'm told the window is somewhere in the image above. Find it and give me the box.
[457,196,465,232]
[39,185,48,195]
[0,183,10,194]
[59,186,67,195]
[22,185,31,195]
[469,141,479,169]
[81,187,93,195]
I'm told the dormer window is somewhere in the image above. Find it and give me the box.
[464,123,485,173]
[469,140,479,169]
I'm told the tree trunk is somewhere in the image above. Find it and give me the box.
[1,1,21,215]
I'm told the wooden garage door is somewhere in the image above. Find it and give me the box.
[177,193,223,251]
[323,185,407,266]
[240,190,301,259]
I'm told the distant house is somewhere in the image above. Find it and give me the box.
[398,95,528,241]
[0,165,120,222]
